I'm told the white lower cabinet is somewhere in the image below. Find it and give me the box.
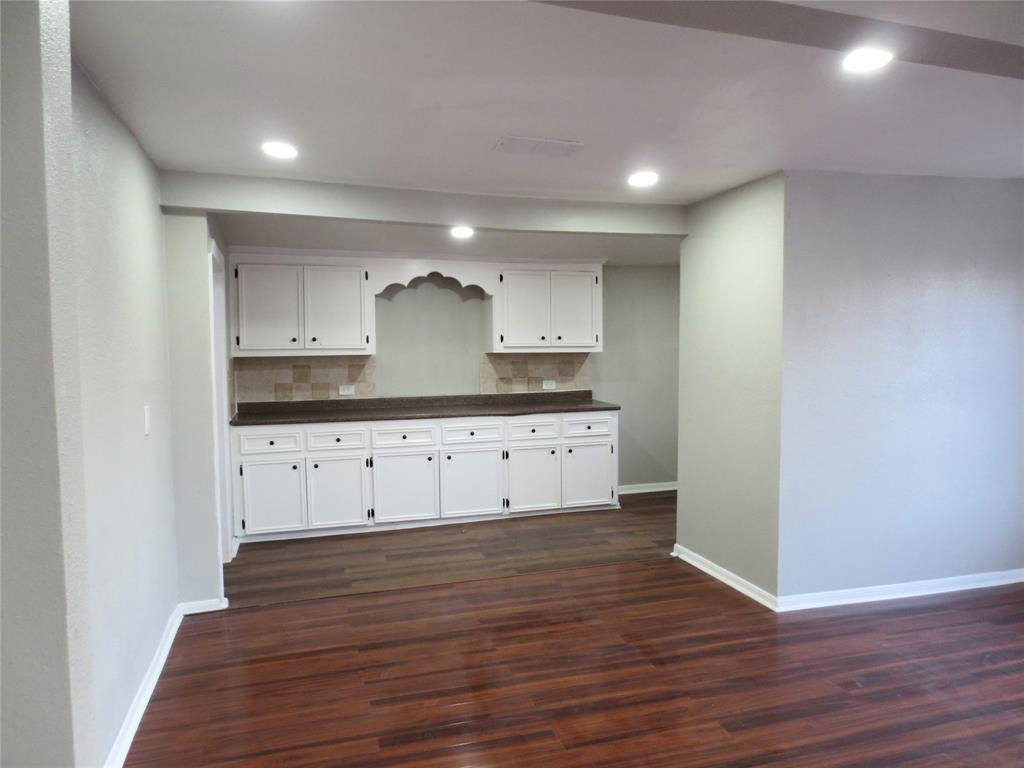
[234,411,618,538]
[373,449,440,522]
[508,444,561,512]
[562,441,615,507]
[441,446,504,517]
[306,455,368,528]
[242,458,307,533]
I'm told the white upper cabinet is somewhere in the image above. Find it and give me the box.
[502,270,551,347]
[237,264,304,351]
[304,266,365,349]
[231,255,602,356]
[551,271,597,347]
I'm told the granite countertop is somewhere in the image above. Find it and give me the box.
[230,390,620,426]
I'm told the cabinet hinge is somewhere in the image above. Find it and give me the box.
[234,268,238,279]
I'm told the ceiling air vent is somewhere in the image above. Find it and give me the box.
[493,135,584,158]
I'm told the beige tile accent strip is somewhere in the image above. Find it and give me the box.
[235,353,589,402]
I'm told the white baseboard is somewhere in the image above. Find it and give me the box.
[670,544,777,610]
[619,481,677,495]
[776,568,1024,612]
[181,597,229,615]
[104,596,228,768]
[670,542,1024,614]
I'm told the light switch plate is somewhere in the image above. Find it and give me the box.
[338,384,355,396]
[143,405,151,435]
[542,379,557,390]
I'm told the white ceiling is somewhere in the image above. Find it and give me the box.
[217,213,682,266]
[71,1,1024,205]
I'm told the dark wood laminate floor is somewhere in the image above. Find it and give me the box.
[129,557,1024,767]
[224,491,676,608]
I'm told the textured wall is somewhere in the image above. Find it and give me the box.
[71,66,183,763]
[677,175,785,595]
[590,266,679,486]
[2,5,94,765]
[778,172,1024,595]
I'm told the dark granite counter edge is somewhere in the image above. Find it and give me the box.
[230,391,620,427]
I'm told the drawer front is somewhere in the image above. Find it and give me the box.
[240,431,302,454]
[508,419,559,441]
[307,428,368,452]
[563,416,612,438]
[372,426,437,448]
[442,422,503,445]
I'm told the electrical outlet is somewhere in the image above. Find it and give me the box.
[542,379,557,390]
[338,384,355,396]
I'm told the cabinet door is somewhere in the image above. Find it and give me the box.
[237,264,303,350]
[508,444,560,512]
[503,270,551,347]
[306,456,368,528]
[373,450,440,522]
[242,459,306,533]
[440,447,503,517]
[304,266,365,349]
[551,271,596,347]
[562,442,614,507]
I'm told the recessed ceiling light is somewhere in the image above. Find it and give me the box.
[627,170,659,188]
[261,140,298,159]
[450,225,474,239]
[842,47,893,74]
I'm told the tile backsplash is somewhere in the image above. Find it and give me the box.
[234,356,376,403]
[234,353,589,402]
[480,353,589,394]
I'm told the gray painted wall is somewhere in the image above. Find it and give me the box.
[590,266,679,486]
[164,213,226,604]
[676,175,785,594]
[1,3,91,764]
[777,172,1024,595]
[72,66,184,762]
[375,274,489,396]
[372,268,681,486]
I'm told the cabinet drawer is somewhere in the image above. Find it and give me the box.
[372,426,437,448]
[240,431,302,454]
[307,428,367,451]
[508,419,559,441]
[442,422,503,445]
[563,417,612,438]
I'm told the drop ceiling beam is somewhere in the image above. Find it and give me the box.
[160,171,688,236]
